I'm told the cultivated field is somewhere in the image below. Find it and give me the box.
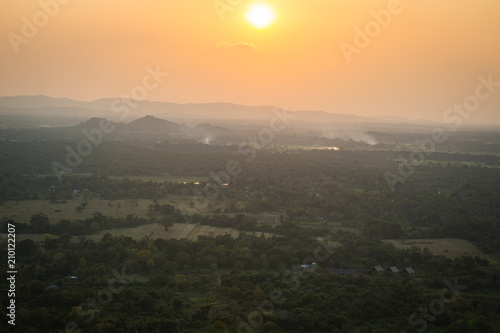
[108,175,208,183]
[385,238,499,264]
[9,223,273,243]
[293,220,361,234]
[0,196,212,223]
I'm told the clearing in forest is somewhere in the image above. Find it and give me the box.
[385,238,499,264]
[9,223,273,243]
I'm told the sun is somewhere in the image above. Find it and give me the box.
[245,3,276,29]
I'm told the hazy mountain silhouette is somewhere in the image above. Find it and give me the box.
[126,115,183,133]
[74,116,184,133]
[0,95,430,126]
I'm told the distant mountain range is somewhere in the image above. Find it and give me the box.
[0,95,434,126]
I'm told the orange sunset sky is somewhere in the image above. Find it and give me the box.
[1,0,499,124]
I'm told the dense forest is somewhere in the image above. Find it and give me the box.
[1,129,500,332]
[1,138,500,255]
[1,225,499,332]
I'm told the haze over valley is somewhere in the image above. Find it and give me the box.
[1,1,500,332]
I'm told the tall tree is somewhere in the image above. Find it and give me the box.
[30,213,50,233]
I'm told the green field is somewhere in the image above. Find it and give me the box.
[49,173,209,183]
[0,197,195,223]
[385,238,499,265]
[9,222,273,243]
[108,174,208,183]
[293,220,361,234]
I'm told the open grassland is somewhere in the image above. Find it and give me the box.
[8,223,273,243]
[44,173,208,183]
[0,197,199,223]
[108,174,208,183]
[1,198,163,222]
[390,158,500,169]
[273,144,341,150]
[293,220,361,234]
[385,238,499,265]
[420,160,500,169]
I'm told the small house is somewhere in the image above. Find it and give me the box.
[373,265,384,276]
[402,267,415,279]
[46,284,59,290]
[300,263,317,271]
[388,266,400,278]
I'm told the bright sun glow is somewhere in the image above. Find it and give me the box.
[246,3,276,29]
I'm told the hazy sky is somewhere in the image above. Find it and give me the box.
[1,0,499,124]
